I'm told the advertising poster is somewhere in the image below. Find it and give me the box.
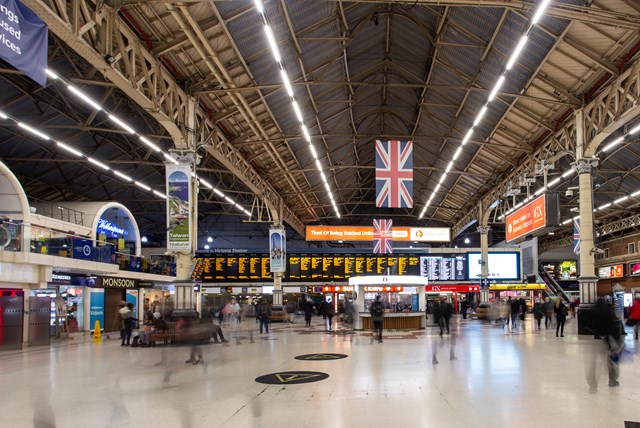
[0,0,48,86]
[89,289,104,331]
[629,262,640,277]
[269,227,286,273]
[72,238,93,260]
[166,164,192,251]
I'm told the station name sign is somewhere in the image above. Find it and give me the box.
[305,226,450,242]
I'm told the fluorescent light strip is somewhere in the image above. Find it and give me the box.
[439,174,447,184]
[45,69,59,80]
[18,122,50,140]
[213,189,224,197]
[135,181,151,191]
[547,177,561,187]
[562,219,572,225]
[108,115,135,134]
[301,124,311,142]
[630,124,640,135]
[562,169,575,178]
[68,85,103,111]
[531,0,552,25]
[0,110,7,119]
[56,141,83,157]
[433,184,441,193]
[292,101,303,122]
[462,129,474,145]
[452,146,463,161]
[235,203,245,211]
[320,172,327,182]
[88,157,109,170]
[488,75,505,102]
[324,182,330,192]
[315,160,322,171]
[534,187,545,196]
[263,25,281,63]
[280,69,294,97]
[153,190,167,199]
[199,178,213,189]
[254,0,264,13]
[445,161,454,173]
[597,203,611,210]
[113,170,133,181]
[309,144,318,159]
[140,136,162,152]
[164,153,178,164]
[506,36,528,70]
[631,190,640,198]
[602,136,625,152]
[224,196,234,204]
[614,196,629,204]
[473,106,487,127]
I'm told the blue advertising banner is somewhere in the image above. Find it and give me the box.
[166,164,192,251]
[269,227,286,273]
[89,289,104,331]
[72,238,93,260]
[0,0,48,86]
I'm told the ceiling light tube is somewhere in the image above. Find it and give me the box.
[433,184,441,193]
[164,153,178,163]
[292,101,303,122]
[309,144,318,159]
[473,106,487,127]
[439,174,447,184]
[324,182,331,192]
[506,35,528,70]
[573,215,579,220]
[547,177,561,187]
[629,124,640,135]
[135,181,151,191]
[562,219,572,225]
[68,85,103,111]
[462,129,473,145]
[18,122,50,140]
[235,203,245,211]
[488,75,505,102]
[264,25,281,63]
[56,142,83,157]
[562,169,574,178]
[254,0,264,14]
[452,146,463,161]
[153,190,167,199]
[0,110,7,119]
[108,115,135,134]
[301,124,311,142]
[224,196,234,204]
[445,161,454,173]
[113,170,133,181]
[140,136,161,152]
[45,69,59,80]
[244,209,251,216]
[598,203,611,210]
[531,0,552,25]
[631,190,640,198]
[280,69,294,97]
[614,196,629,204]
[199,178,213,189]
[320,171,327,182]
[534,187,544,196]
[328,193,334,201]
[602,136,625,152]
[315,160,322,171]
[213,189,224,197]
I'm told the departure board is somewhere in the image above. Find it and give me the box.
[289,256,300,279]
[237,256,249,280]
[420,256,466,281]
[397,256,420,276]
[249,256,263,280]
[354,256,366,275]
[376,257,387,275]
[333,256,345,279]
[311,256,323,279]
[299,256,311,279]
[322,256,334,279]
[366,256,377,275]
[215,256,226,280]
[226,256,238,280]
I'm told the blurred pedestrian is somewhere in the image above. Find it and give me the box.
[111,300,126,341]
[510,297,520,329]
[120,302,137,346]
[533,298,543,330]
[586,298,624,390]
[628,294,640,340]
[441,297,453,334]
[555,300,568,337]
[543,297,554,329]
[256,298,271,334]
[303,299,314,327]
[322,299,335,332]
[370,294,385,343]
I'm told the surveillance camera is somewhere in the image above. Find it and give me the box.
[590,247,605,255]
[565,189,573,197]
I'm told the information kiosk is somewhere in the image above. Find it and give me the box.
[350,275,427,330]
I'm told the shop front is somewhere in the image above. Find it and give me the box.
[425,284,481,315]
[350,275,427,330]
[200,286,267,319]
[86,276,143,332]
[488,283,546,309]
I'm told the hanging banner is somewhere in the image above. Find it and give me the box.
[0,0,48,86]
[269,227,286,273]
[166,164,192,251]
[573,219,580,255]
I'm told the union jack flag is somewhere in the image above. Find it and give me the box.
[573,219,580,255]
[373,219,393,254]
[375,140,413,208]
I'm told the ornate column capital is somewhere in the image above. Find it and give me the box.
[476,226,492,234]
[572,157,599,175]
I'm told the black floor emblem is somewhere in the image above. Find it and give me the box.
[255,371,329,384]
[295,353,348,361]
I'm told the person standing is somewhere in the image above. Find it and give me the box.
[111,300,126,341]
[370,295,385,343]
[322,299,335,332]
[629,294,640,340]
[555,300,568,337]
[533,298,544,330]
[256,298,271,334]
[509,297,519,330]
[441,297,453,334]
[303,299,314,327]
[432,300,444,335]
[461,299,469,320]
[543,297,554,329]
[120,302,137,346]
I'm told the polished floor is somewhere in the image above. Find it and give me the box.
[2,315,640,428]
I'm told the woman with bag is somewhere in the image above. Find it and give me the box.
[628,294,640,340]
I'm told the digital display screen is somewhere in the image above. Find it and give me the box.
[420,256,466,281]
[467,252,520,280]
[598,264,624,279]
[629,262,640,277]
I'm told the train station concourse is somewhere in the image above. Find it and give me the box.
[2,0,640,427]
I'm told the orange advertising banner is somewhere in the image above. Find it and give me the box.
[505,195,547,242]
[305,226,450,242]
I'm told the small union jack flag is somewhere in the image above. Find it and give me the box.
[573,219,580,255]
[373,219,393,254]
[375,140,413,208]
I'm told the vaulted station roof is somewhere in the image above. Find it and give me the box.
[1,0,640,248]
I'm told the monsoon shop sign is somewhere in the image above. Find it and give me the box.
[0,0,48,86]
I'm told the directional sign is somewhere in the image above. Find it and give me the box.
[295,353,348,361]
[255,371,329,385]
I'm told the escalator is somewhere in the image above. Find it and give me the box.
[538,263,571,303]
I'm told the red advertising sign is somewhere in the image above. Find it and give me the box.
[425,285,480,292]
[505,195,547,242]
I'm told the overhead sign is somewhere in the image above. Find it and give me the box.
[305,226,450,242]
[321,286,353,293]
[505,195,547,242]
[0,0,48,86]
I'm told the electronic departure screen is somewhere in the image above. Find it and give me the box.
[420,256,466,281]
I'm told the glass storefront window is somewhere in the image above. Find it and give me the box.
[364,292,415,312]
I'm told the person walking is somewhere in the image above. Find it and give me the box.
[370,295,385,343]
[303,299,314,327]
[461,299,469,320]
[111,300,126,341]
[587,298,624,390]
[543,297,554,329]
[432,300,444,335]
[509,297,519,330]
[555,300,568,337]
[322,299,335,332]
[256,298,271,334]
[533,298,544,330]
[120,302,137,346]
[441,297,453,334]
[629,294,640,340]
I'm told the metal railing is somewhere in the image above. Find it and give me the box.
[28,198,85,226]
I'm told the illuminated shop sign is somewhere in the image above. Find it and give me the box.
[97,218,128,238]
[425,285,480,292]
[598,264,624,279]
[364,286,404,292]
[321,286,353,293]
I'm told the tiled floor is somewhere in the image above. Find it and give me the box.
[2,315,640,428]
